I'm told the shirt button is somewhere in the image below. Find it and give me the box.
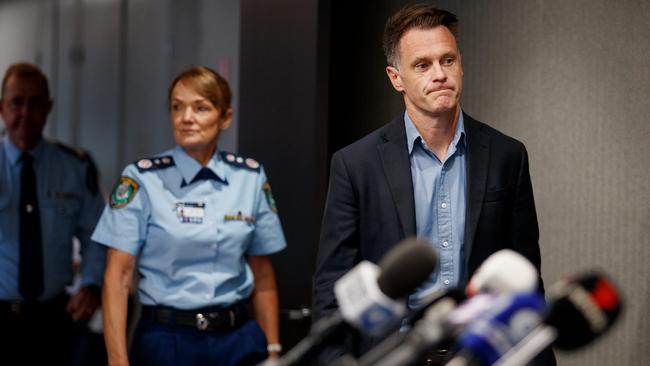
[442,241,449,248]
[443,279,450,285]
[212,243,218,249]
[441,202,448,209]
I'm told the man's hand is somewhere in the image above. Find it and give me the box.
[66,285,101,321]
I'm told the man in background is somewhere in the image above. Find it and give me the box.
[0,62,106,364]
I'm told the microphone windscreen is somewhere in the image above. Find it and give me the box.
[545,272,622,350]
[377,238,438,299]
[466,249,538,296]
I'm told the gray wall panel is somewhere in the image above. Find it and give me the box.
[436,1,650,364]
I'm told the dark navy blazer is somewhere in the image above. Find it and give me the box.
[313,112,547,363]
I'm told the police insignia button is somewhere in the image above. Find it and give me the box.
[220,151,261,172]
[135,155,175,172]
[110,176,139,208]
[245,158,260,169]
[262,181,278,213]
[176,202,205,224]
[137,159,153,169]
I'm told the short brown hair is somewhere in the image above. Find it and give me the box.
[382,4,459,67]
[1,62,50,99]
[168,65,232,112]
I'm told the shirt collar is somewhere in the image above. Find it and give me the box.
[3,137,45,166]
[404,110,466,155]
[172,145,227,185]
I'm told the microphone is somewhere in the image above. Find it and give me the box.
[465,249,539,297]
[339,288,466,366]
[340,249,540,366]
[356,292,508,366]
[335,238,438,336]
[446,292,547,366]
[267,238,438,366]
[491,271,622,366]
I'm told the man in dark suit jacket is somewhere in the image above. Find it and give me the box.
[314,4,553,365]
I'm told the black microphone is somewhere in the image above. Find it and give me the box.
[488,271,623,366]
[265,238,438,366]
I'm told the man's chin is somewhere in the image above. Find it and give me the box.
[427,103,458,116]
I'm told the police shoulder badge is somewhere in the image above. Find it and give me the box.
[262,181,278,213]
[110,176,139,208]
[134,155,175,172]
[220,151,261,172]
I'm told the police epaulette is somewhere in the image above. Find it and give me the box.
[55,141,87,160]
[220,151,261,172]
[134,156,175,172]
[55,141,99,195]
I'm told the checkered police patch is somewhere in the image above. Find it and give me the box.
[110,176,139,208]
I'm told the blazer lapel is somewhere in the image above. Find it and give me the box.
[464,114,490,266]
[377,117,416,238]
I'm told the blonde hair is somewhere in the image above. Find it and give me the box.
[168,65,231,112]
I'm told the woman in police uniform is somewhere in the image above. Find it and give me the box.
[92,66,286,366]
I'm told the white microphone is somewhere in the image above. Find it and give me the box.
[465,249,539,296]
[266,238,438,366]
[446,292,547,366]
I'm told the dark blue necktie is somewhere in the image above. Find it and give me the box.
[18,153,44,300]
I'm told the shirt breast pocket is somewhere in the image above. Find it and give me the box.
[41,197,81,244]
[220,219,255,253]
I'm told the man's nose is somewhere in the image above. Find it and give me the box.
[430,63,447,82]
[19,103,32,117]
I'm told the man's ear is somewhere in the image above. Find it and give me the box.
[386,66,404,93]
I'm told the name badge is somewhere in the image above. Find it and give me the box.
[224,211,256,223]
[176,202,205,224]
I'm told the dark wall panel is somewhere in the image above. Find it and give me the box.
[239,0,329,348]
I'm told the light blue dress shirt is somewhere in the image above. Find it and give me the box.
[0,137,106,300]
[405,111,467,307]
[91,145,287,310]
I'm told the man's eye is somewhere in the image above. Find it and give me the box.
[10,99,22,109]
[442,57,455,66]
[415,63,428,70]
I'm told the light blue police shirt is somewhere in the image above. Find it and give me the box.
[0,137,107,300]
[91,145,287,310]
[405,111,467,308]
